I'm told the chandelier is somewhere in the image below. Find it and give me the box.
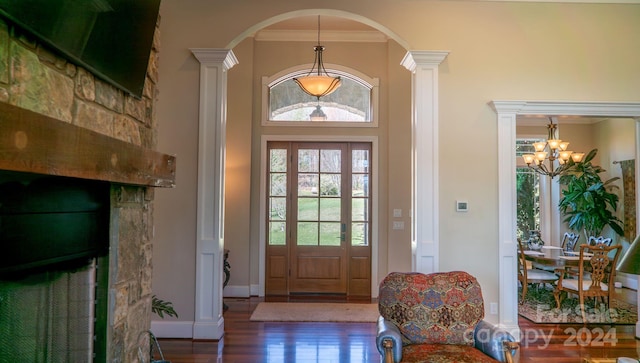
[293,16,342,98]
[521,117,585,178]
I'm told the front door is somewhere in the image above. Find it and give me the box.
[266,141,372,297]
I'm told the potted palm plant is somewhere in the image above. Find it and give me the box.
[146,295,178,363]
[558,149,624,241]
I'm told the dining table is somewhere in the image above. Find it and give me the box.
[521,245,592,271]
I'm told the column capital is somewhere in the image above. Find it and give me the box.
[401,51,449,72]
[190,48,239,70]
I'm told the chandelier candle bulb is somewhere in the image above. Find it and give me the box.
[571,152,585,162]
[547,139,562,150]
[533,142,546,152]
[535,151,548,161]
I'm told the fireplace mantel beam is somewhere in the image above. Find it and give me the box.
[0,101,175,187]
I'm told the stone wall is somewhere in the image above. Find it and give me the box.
[0,16,160,363]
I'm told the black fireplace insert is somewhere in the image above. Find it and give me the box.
[0,171,110,277]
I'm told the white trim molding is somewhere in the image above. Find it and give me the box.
[401,50,449,274]
[190,48,238,340]
[490,100,640,340]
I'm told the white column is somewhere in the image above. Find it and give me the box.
[190,48,238,340]
[490,101,524,339]
[401,51,448,274]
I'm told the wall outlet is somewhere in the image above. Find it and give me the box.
[392,221,404,230]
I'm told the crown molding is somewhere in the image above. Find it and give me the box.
[490,100,640,118]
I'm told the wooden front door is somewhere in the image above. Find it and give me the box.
[266,141,372,297]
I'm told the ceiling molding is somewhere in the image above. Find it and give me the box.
[254,29,388,43]
[490,100,640,118]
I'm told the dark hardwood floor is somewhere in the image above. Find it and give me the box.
[158,289,640,363]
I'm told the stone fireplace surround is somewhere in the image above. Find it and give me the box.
[0,17,174,362]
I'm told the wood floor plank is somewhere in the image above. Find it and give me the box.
[159,289,640,362]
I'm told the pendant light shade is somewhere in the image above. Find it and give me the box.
[293,16,342,98]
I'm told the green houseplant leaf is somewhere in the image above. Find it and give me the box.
[558,148,624,240]
[152,295,179,319]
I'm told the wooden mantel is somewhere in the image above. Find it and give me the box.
[0,101,175,187]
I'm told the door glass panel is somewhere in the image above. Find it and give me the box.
[320,198,341,221]
[352,222,368,246]
[270,197,286,219]
[298,198,318,220]
[351,147,370,246]
[268,148,288,246]
[270,174,286,196]
[298,174,319,196]
[298,149,319,172]
[351,198,368,221]
[352,150,369,173]
[352,175,368,197]
[297,222,318,246]
[320,149,341,172]
[269,222,286,245]
[320,174,341,196]
[270,149,288,172]
[320,222,341,246]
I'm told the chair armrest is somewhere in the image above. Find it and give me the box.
[376,316,402,363]
[474,320,519,363]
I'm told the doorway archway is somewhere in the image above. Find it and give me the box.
[188,10,448,339]
[491,100,640,338]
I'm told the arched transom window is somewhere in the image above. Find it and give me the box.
[262,66,379,127]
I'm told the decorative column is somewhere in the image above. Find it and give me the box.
[401,51,448,274]
[190,48,238,339]
[489,101,523,339]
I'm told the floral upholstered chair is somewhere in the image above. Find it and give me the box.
[376,271,519,363]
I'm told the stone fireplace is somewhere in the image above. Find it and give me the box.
[0,16,174,363]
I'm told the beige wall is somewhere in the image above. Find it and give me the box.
[593,118,637,242]
[153,0,640,325]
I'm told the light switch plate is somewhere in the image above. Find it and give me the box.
[393,209,402,218]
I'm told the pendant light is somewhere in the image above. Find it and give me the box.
[293,16,342,98]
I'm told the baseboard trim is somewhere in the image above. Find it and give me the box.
[618,272,638,290]
[224,285,250,298]
[193,317,224,340]
[150,320,194,338]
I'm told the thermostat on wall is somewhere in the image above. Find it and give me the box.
[456,200,469,212]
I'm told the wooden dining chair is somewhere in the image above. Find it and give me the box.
[561,232,580,251]
[518,239,559,304]
[588,236,613,247]
[553,243,622,323]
